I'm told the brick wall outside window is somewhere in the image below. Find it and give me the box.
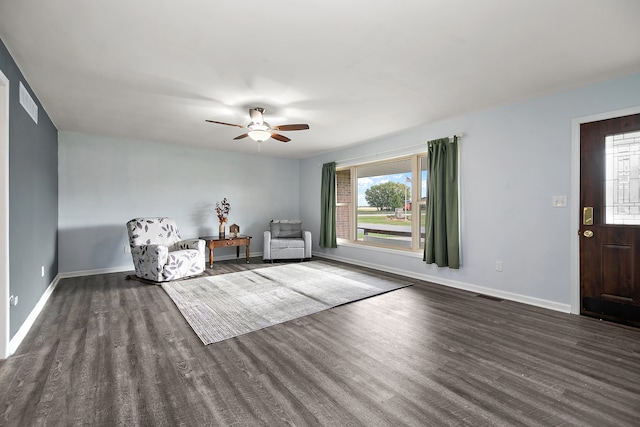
[336,170,351,239]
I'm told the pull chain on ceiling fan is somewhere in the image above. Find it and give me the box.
[206,108,309,143]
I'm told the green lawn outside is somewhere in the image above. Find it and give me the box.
[358,215,411,225]
[356,207,424,245]
[357,207,381,214]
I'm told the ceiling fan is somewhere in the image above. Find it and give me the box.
[206,108,309,143]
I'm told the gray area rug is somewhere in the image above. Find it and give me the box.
[161,261,412,345]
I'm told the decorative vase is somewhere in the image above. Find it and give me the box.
[219,222,225,237]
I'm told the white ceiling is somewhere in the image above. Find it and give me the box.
[1,1,639,159]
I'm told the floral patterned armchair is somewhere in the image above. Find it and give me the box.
[126,217,205,282]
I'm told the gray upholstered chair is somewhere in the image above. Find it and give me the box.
[263,219,312,262]
[126,217,205,282]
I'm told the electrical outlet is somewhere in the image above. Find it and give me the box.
[41,265,44,277]
[496,261,503,272]
[124,245,131,254]
[9,295,18,306]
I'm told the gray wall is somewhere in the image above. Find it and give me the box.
[300,72,640,310]
[0,39,59,338]
[58,132,300,273]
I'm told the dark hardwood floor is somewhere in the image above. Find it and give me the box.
[1,257,639,426]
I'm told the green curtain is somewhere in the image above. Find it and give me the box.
[320,162,337,248]
[424,137,459,268]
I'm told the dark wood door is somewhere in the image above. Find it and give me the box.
[580,113,640,325]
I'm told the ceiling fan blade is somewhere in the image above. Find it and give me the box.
[272,124,310,131]
[233,133,249,140]
[249,108,264,125]
[271,133,291,143]
[205,119,245,129]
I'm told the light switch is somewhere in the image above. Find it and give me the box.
[552,195,567,208]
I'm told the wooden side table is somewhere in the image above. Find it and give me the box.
[200,235,252,267]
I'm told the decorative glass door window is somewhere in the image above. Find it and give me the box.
[605,130,640,225]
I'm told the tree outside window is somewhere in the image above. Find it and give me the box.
[336,153,427,251]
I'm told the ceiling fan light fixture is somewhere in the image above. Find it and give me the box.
[206,108,309,144]
[248,130,271,142]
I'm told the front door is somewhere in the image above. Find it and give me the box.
[580,113,640,325]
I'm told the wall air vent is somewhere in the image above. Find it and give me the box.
[19,82,38,124]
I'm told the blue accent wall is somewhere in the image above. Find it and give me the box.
[0,38,58,339]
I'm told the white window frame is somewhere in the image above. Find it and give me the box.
[336,153,426,253]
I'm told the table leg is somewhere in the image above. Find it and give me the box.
[209,245,214,268]
[245,241,250,263]
[236,245,240,259]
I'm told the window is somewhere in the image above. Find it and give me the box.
[605,131,640,224]
[336,153,427,251]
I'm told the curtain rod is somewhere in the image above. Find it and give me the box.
[319,133,464,167]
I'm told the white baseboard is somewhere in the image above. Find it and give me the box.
[58,251,266,279]
[8,274,61,355]
[8,251,569,356]
[10,250,266,353]
[313,252,571,314]
[58,265,133,279]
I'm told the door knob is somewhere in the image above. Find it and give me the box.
[583,230,594,238]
